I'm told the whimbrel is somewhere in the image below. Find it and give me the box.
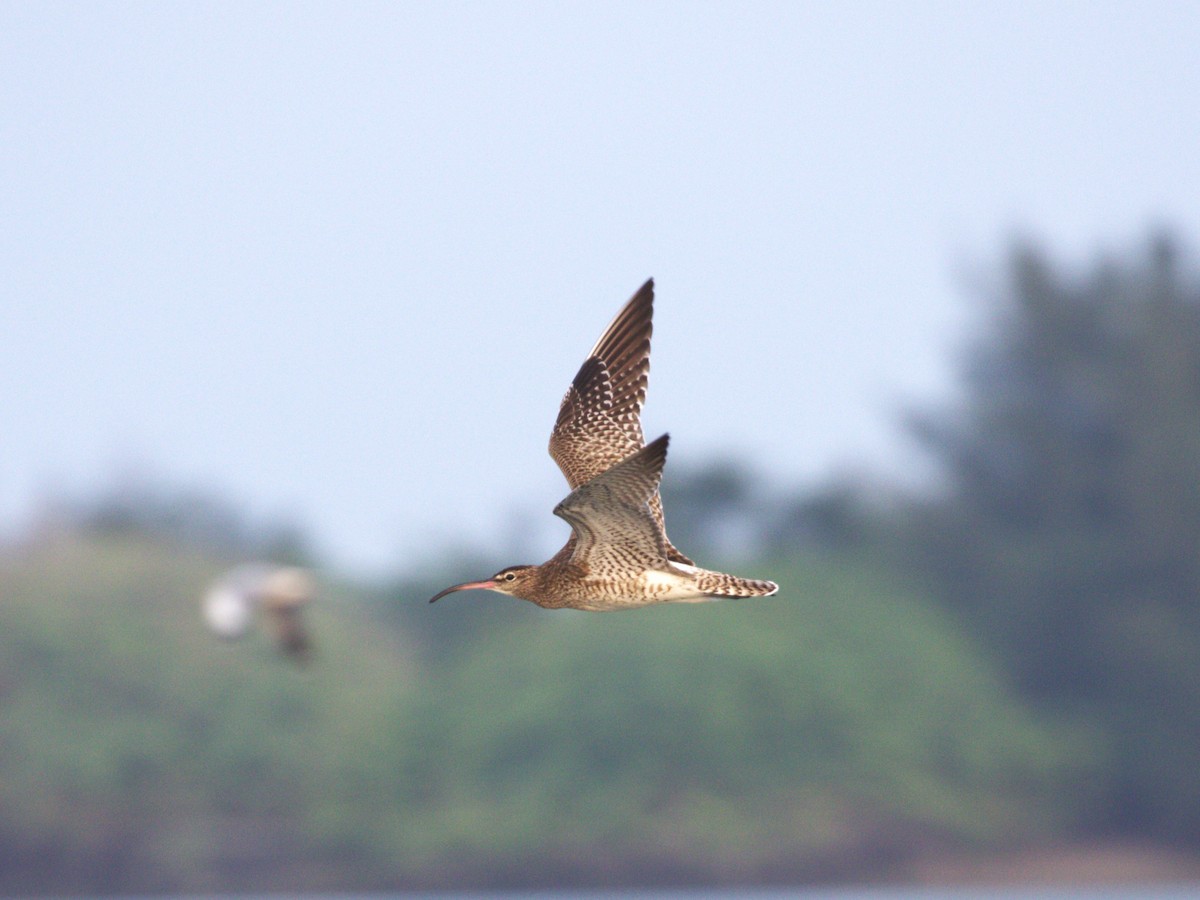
[203,564,315,662]
[429,280,778,611]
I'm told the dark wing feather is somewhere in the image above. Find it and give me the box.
[586,279,653,429]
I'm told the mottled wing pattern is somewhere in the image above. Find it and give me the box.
[554,434,671,577]
[549,280,653,487]
[585,278,653,437]
[549,357,627,488]
[548,279,694,565]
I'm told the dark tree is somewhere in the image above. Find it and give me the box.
[904,233,1200,840]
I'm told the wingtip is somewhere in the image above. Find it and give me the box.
[635,277,654,308]
[623,278,654,317]
[645,432,669,457]
[588,279,656,360]
[639,433,670,480]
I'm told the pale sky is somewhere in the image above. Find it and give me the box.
[4,2,1200,575]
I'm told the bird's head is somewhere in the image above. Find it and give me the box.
[258,566,315,611]
[428,564,539,603]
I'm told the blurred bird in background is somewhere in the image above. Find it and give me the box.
[203,564,315,663]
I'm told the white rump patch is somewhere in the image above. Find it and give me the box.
[644,566,712,602]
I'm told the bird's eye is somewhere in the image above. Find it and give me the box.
[504,572,516,581]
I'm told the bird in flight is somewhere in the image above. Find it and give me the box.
[429,279,778,611]
[203,564,316,663]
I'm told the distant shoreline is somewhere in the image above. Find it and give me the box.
[903,841,1200,888]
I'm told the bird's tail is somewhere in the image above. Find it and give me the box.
[695,570,779,598]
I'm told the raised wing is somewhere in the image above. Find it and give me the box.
[549,279,653,487]
[548,280,693,565]
[553,434,671,578]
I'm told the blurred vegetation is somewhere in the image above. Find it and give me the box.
[0,533,1086,891]
[896,233,1200,842]
[389,561,1091,887]
[0,534,418,893]
[2,230,1199,892]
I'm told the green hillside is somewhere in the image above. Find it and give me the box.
[0,533,418,892]
[0,532,1090,892]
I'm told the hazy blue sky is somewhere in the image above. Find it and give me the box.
[4,2,1200,574]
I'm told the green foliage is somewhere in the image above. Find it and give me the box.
[903,232,1200,840]
[0,532,1092,891]
[0,534,418,892]
[402,557,1091,883]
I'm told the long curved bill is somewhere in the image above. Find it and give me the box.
[428,579,497,603]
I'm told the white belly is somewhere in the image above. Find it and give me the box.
[641,566,712,601]
[574,563,713,611]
